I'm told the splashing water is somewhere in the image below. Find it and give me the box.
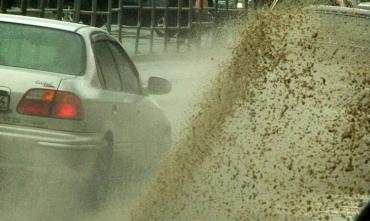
[126,6,369,221]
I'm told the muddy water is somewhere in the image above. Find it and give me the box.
[0,6,368,221]
[125,8,370,221]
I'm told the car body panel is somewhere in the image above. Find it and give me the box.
[0,124,102,179]
[0,14,172,182]
[0,65,74,128]
[0,13,87,32]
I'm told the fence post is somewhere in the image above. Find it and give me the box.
[39,0,46,18]
[0,0,6,13]
[74,0,81,23]
[150,0,156,53]
[20,0,28,15]
[176,0,183,51]
[187,0,194,49]
[163,0,169,51]
[91,0,97,26]
[226,0,229,16]
[244,0,248,13]
[56,0,63,20]
[107,0,113,32]
[135,0,143,53]
[118,0,123,42]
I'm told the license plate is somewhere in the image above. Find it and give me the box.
[0,94,9,112]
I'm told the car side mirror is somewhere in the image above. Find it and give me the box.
[147,76,171,95]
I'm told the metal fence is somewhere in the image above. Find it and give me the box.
[0,0,247,53]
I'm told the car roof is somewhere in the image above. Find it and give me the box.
[0,14,88,32]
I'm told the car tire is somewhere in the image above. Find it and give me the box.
[85,133,113,210]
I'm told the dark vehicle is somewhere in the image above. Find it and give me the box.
[355,201,370,221]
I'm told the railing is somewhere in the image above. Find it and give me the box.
[0,0,247,54]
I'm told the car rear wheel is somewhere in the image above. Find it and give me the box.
[85,133,113,210]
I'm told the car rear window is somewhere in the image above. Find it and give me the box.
[0,22,85,76]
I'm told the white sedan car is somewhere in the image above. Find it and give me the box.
[0,14,171,206]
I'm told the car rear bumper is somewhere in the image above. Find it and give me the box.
[0,124,103,179]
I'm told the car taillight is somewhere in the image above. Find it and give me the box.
[17,89,83,120]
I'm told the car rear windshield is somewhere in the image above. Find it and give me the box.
[0,22,85,75]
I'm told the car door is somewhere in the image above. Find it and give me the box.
[106,39,169,180]
[91,34,131,152]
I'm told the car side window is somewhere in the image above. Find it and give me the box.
[108,41,142,94]
[93,41,122,91]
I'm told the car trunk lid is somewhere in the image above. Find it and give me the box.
[0,65,74,129]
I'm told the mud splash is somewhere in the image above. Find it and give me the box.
[127,6,369,221]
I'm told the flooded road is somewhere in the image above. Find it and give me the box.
[84,44,233,221]
[124,8,369,221]
[0,6,369,221]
